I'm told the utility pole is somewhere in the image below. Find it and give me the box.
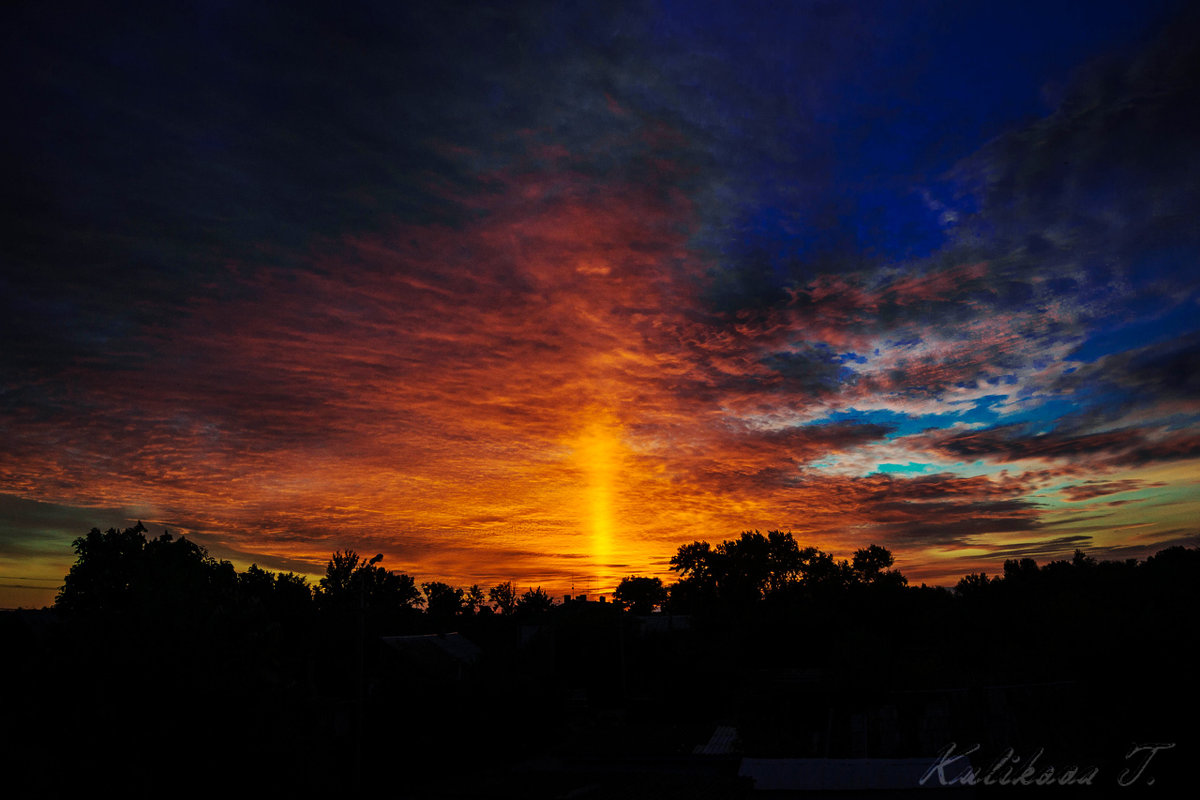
[356,553,384,791]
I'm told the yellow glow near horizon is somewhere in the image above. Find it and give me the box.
[573,417,623,582]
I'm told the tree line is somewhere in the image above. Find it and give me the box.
[52,522,1200,624]
[52,522,565,625]
[52,524,914,624]
[9,521,1197,797]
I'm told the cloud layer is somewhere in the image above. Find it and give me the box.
[3,1,1198,605]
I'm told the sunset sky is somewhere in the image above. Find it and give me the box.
[4,0,1199,607]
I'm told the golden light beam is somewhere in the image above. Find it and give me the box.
[572,416,623,584]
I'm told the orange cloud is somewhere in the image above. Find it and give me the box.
[3,151,1196,601]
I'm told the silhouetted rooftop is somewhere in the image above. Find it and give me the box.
[381,632,481,679]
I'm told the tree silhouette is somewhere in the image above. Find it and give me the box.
[667,531,889,608]
[238,563,313,625]
[463,584,485,615]
[274,570,313,603]
[516,586,553,614]
[316,550,421,614]
[851,544,906,588]
[1071,548,1097,569]
[1003,557,1040,585]
[1144,545,1200,577]
[488,581,517,615]
[718,531,773,604]
[765,530,805,591]
[670,541,715,582]
[55,522,241,624]
[363,562,422,611]
[422,580,465,620]
[955,571,995,596]
[319,549,361,597]
[55,521,151,614]
[851,544,891,580]
[614,576,667,614]
[669,531,791,604]
[240,562,277,600]
[796,546,852,589]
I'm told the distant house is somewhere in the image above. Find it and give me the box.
[694,724,739,755]
[380,632,481,683]
[739,755,974,792]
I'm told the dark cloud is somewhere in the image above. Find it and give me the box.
[949,5,1200,310]
[1080,531,1200,563]
[1119,432,1200,466]
[931,424,1143,462]
[1053,332,1200,423]
[929,423,1199,468]
[1,1,696,377]
[874,514,1043,547]
[976,535,1094,562]
[867,472,1027,500]
[1120,334,1200,400]
[772,421,894,449]
[1060,479,1161,502]
[759,344,857,396]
